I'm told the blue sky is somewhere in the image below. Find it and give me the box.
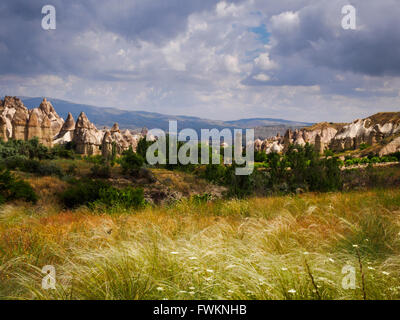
[0,0,400,122]
[249,24,271,44]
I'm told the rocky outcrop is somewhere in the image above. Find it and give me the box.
[330,113,400,152]
[3,96,398,159]
[259,113,400,156]
[0,96,152,155]
[12,107,29,141]
[54,112,75,145]
[0,96,63,147]
[101,130,113,159]
[73,112,104,155]
[379,136,400,156]
[38,98,64,134]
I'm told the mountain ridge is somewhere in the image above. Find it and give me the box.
[18,97,312,137]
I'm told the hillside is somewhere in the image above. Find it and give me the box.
[20,97,312,138]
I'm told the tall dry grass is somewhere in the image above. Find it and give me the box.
[1,189,400,300]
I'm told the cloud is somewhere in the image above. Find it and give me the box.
[0,0,399,123]
[270,11,300,32]
[253,73,270,82]
[254,52,278,70]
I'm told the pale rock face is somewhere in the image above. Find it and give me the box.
[254,139,263,152]
[38,98,64,135]
[101,130,113,159]
[0,97,149,156]
[12,107,29,141]
[379,136,400,156]
[330,115,400,152]
[53,113,75,145]
[266,141,284,154]
[0,116,8,142]
[73,112,104,155]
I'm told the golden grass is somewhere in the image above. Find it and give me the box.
[1,189,400,300]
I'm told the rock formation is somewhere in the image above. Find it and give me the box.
[1,96,64,147]
[73,112,104,155]
[101,130,113,159]
[54,112,75,144]
[1,96,399,158]
[257,113,400,156]
[330,113,400,153]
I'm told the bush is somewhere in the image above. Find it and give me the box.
[0,137,51,160]
[93,186,146,210]
[2,155,29,170]
[119,148,144,176]
[0,170,38,204]
[83,155,104,165]
[359,143,371,151]
[254,151,268,163]
[60,179,110,208]
[60,179,145,210]
[66,164,78,176]
[201,164,227,184]
[36,163,63,177]
[51,144,76,159]
[90,164,111,179]
[136,138,154,161]
[2,156,63,177]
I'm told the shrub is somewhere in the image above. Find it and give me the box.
[254,151,268,163]
[83,155,104,165]
[93,186,146,210]
[2,155,29,170]
[359,143,371,150]
[90,164,111,179]
[0,170,38,204]
[2,156,63,177]
[36,163,63,177]
[136,138,154,161]
[324,149,334,157]
[389,152,400,161]
[51,144,76,159]
[60,179,145,210]
[66,164,78,176]
[119,148,144,176]
[60,179,110,208]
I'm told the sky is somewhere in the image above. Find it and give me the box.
[0,0,400,122]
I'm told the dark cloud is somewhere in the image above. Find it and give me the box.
[0,0,243,77]
[0,0,399,122]
[264,0,400,80]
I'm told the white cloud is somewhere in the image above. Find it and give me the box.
[224,55,241,73]
[253,73,270,82]
[254,52,278,70]
[216,1,239,17]
[270,11,300,32]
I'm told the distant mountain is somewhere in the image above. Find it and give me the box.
[20,97,312,139]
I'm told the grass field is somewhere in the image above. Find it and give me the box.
[1,182,400,300]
